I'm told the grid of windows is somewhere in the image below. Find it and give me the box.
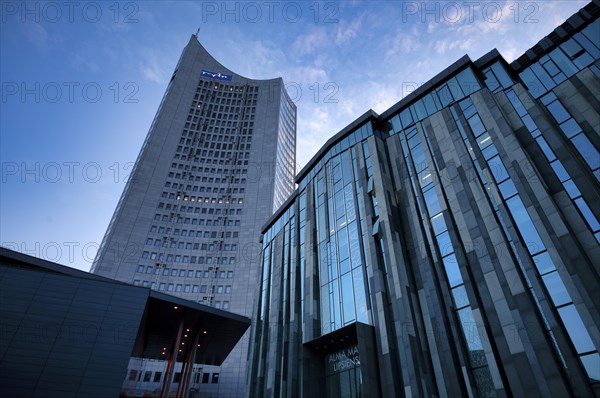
[398,123,499,397]
[504,89,600,242]
[130,79,254,306]
[455,97,599,383]
[519,19,600,98]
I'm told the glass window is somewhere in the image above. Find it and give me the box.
[530,63,555,91]
[545,100,570,124]
[437,84,453,107]
[436,231,453,258]
[484,70,500,92]
[456,68,481,95]
[559,118,582,138]
[352,267,368,323]
[408,132,422,149]
[452,285,469,309]
[521,114,537,133]
[481,143,498,160]
[341,272,356,324]
[571,133,600,170]
[443,254,463,287]
[580,352,600,382]
[561,38,583,58]
[423,186,441,216]
[562,179,581,199]
[487,155,509,184]
[347,221,362,268]
[535,137,556,161]
[337,227,349,261]
[574,198,600,231]
[468,115,486,137]
[430,212,446,235]
[519,68,544,98]
[541,271,571,307]
[491,62,513,88]
[557,304,596,354]
[498,179,517,199]
[532,251,556,275]
[505,196,544,255]
[446,76,464,101]
[549,48,578,77]
[550,160,570,183]
[477,132,492,149]
[400,108,413,127]
[413,99,427,121]
[423,92,438,114]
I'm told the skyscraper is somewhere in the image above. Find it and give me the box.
[92,35,296,397]
[249,3,599,397]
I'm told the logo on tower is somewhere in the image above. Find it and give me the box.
[201,70,232,82]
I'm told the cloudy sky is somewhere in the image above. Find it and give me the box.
[0,0,588,271]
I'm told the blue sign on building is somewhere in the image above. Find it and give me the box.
[201,70,232,81]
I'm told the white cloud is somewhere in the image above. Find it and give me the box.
[21,22,49,47]
[291,28,329,57]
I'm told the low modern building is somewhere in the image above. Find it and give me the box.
[248,3,600,397]
[0,247,250,398]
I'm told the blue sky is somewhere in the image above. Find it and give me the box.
[0,0,588,271]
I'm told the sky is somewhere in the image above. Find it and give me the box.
[0,0,589,271]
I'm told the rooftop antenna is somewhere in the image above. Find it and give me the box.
[195,27,200,38]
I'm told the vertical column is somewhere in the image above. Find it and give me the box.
[177,330,200,397]
[160,319,184,398]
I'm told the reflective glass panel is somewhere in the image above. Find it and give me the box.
[580,352,600,382]
[443,253,463,288]
[532,251,556,275]
[541,271,572,307]
[557,304,596,354]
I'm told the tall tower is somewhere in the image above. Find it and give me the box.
[92,35,296,397]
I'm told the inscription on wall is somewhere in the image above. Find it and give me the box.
[326,345,360,374]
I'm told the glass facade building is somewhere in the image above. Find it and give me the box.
[249,4,600,397]
[91,35,296,397]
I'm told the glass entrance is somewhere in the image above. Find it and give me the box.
[325,345,362,398]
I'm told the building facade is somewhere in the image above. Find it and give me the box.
[0,248,250,398]
[91,35,296,397]
[249,4,600,397]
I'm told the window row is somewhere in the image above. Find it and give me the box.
[156,204,243,216]
[139,251,238,264]
[128,368,220,384]
[160,192,244,204]
[146,228,239,238]
[136,265,234,278]
[144,239,238,251]
[165,180,246,195]
[152,214,241,227]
